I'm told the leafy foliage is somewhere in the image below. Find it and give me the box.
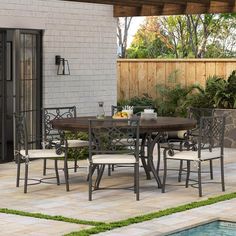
[118,71,236,118]
[118,94,154,108]
[65,132,88,160]
[186,72,236,109]
[127,14,236,59]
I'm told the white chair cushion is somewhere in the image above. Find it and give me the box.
[167,130,187,139]
[92,154,136,164]
[20,149,64,159]
[67,139,89,148]
[166,148,222,161]
[51,139,89,148]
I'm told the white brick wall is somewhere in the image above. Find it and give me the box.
[0,0,117,116]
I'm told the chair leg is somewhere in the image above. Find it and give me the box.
[185,161,191,188]
[156,143,161,177]
[64,153,69,192]
[220,157,225,192]
[16,155,21,187]
[89,164,93,201]
[135,162,139,201]
[178,160,183,182]
[86,165,97,181]
[108,164,111,176]
[209,159,213,180]
[162,157,167,193]
[74,155,78,172]
[54,159,60,185]
[24,160,29,194]
[95,165,105,190]
[112,164,115,171]
[43,159,47,176]
[198,162,202,197]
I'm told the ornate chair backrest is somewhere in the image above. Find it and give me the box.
[188,107,215,126]
[198,116,225,157]
[15,114,28,155]
[111,105,153,116]
[42,106,76,142]
[88,118,140,161]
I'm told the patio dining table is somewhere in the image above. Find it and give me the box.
[52,116,196,188]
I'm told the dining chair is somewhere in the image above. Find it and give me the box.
[162,116,225,197]
[42,106,89,175]
[158,107,215,182]
[110,105,153,176]
[88,118,140,201]
[15,114,69,193]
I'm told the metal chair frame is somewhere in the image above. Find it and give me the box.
[88,118,140,201]
[110,105,153,176]
[158,107,215,182]
[42,106,87,175]
[15,114,69,193]
[162,116,225,197]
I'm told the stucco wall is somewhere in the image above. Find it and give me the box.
[0,0,117,116]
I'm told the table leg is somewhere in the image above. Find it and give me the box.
[146,132,163,188]
[140,134,151,180]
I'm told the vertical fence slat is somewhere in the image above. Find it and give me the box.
[120,62,130,100]
[206,62,216,78]
[186,61,196,87]
[117,61,121,100]
[137,62,148,96]
[195,62,206,87]
[129,62,138,98]
[147,62,157,98]
[117,59,236,100]
[215,62,226,78]
[175,62,186,87]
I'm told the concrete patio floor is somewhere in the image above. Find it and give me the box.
[0,147,236,235]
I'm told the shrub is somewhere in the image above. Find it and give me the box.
[65,132,88,160]
[185,72,236,109]
[118,94,154,108]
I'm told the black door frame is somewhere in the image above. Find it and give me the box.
[0,30,7,162]
[0,29,42,162]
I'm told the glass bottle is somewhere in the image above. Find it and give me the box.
[97,101,105,119]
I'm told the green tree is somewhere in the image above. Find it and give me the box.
[127,17,173,58]
[128,14,236,59]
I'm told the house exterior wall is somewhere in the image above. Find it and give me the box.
[0,0,117,116]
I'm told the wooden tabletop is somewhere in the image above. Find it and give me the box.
[52,116,196,133]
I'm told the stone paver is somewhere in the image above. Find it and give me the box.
[95,198,236,236]
[0,147,235,235]
[0,213,90,236]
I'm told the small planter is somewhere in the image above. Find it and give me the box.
[214,109,236,148]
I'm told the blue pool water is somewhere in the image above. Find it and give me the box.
[169,221,236,236]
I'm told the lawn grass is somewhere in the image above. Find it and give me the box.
[0,208,104,226]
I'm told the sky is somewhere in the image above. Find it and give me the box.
[127,17,145,47]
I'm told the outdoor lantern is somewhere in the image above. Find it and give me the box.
[55,55,70,75]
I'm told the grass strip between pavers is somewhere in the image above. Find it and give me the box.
[65,192,236,236]
[0,208,104,227]
[0,192,235,235]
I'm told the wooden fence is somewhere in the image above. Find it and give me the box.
[117,59,236,100]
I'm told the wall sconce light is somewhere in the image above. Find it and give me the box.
[55,55,70,75]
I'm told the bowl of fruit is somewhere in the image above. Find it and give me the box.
[112,111,129,119]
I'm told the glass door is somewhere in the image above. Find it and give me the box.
[0,31,7,162]
[17,31,42,150]
[0,29,42,162]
